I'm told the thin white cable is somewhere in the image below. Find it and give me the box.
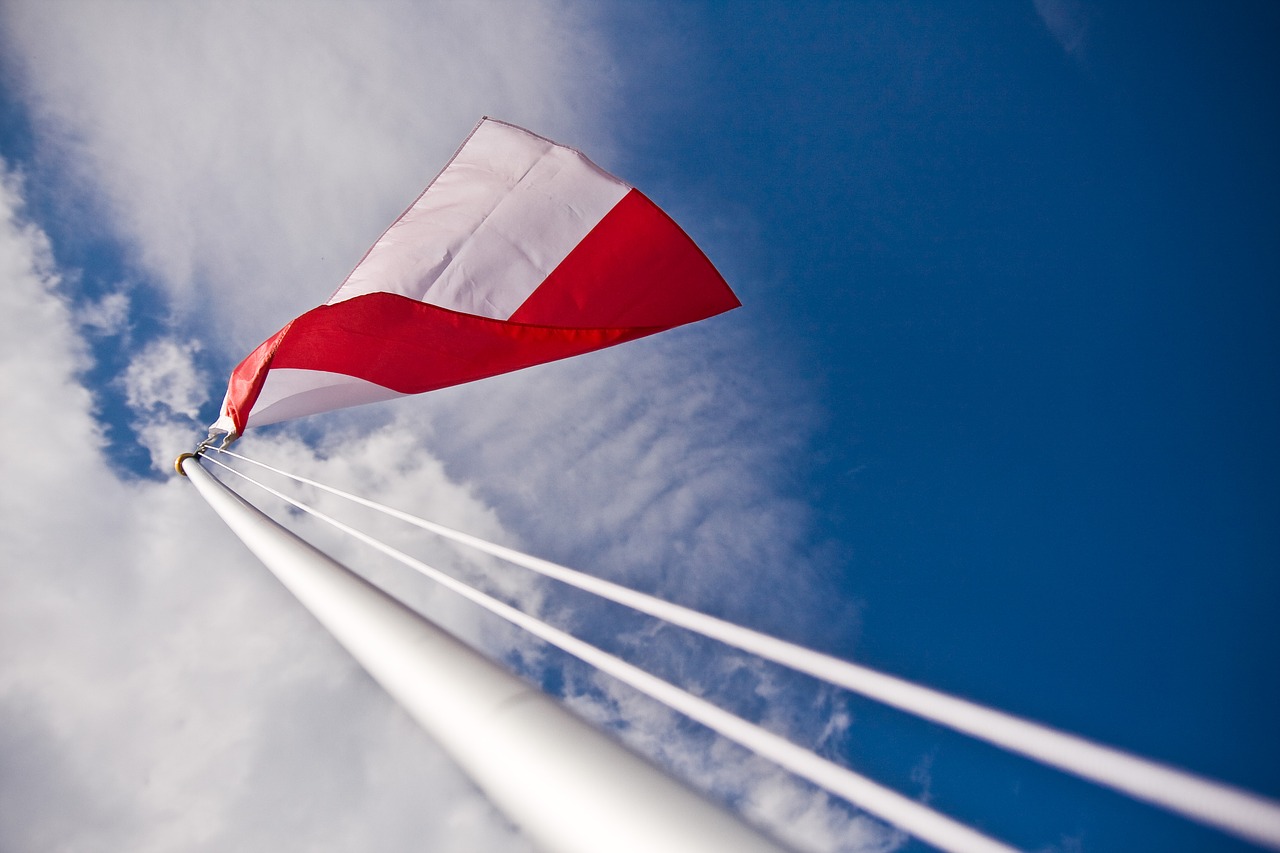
[209,445,1280,850]
[202,453,1018,853]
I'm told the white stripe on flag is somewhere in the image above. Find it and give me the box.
[247,368,405,428]
[330,119,629,320]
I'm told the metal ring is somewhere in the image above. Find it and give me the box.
[174,452,198,477]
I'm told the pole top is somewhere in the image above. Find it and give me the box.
[174,452,198,477]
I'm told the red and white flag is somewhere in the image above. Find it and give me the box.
[211,117,738,437]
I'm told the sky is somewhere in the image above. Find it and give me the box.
[0,2,1277,852]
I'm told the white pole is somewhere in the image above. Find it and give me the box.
[208,446,1280,852]
[179,455,785,853]
[200,451,1017,853]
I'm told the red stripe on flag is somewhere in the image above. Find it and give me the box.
[273,293,659,390]
[508,189,739,328]
[224,325,291,434]
[224,292,667,431]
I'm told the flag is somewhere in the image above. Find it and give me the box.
[210,117,738,437]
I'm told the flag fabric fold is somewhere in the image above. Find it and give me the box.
[211,117,738,437]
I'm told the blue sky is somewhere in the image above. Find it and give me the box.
[606,4,1280,847]
[1,2,1276,852]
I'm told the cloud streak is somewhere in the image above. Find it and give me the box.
[1033,0,1090,59]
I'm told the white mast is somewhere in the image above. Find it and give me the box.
[179,454,785,853]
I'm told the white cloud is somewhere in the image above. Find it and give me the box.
[0,169,96,465]
[132,412,200,474]
[0,161,532,853]
[122,337,207,418]
[0,2,894,850]
[76,290,130,337]
[2,0,618,351]
[120,336,211,471]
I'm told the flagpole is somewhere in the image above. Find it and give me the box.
[179,454,785,853]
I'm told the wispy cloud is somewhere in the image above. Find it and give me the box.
[122,338,207,419]
[75,291,130,338]
[1033,0,1090,59]
[563,670,896,853]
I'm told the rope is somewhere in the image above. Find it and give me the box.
[200,451,1017,853]
[205,446,1280,851]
